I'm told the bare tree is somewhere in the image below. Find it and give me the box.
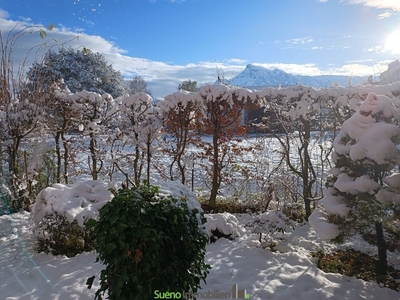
[114,92,155,185]
[196,85,259,207]
[0,24,59,210]
[159,91,200,184]
[126,76,152,97]
[62,91,117,180]
[260,86,323,220]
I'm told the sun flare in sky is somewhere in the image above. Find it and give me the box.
[385,30,400,55]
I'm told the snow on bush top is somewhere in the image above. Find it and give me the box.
[32,180,117,227]
[245,211,295,235]
[157,181,202,213]
[310,92,400,240]
[321,188,350,216]
[159,90,198,111]
[198,85,234,106]
[120,92,152,108]
[333,92,400,166]
[156,181,205,230]
[204,212,245,239]
[32,180,204,233]
[309,209,341,240]
[197,85,258,108]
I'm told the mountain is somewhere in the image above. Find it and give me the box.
[228,64,368,88]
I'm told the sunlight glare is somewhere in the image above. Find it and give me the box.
[385,30,400,55]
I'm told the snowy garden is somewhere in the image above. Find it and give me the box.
[1,26,400,299]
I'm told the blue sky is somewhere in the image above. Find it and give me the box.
[0,0,399,98]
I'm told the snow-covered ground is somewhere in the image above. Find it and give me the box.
[2,90,400,299]
[1,211,399,300]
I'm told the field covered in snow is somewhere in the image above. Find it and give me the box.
[1,210,399,300]
[0,129,398,299]
[2,85,400,299]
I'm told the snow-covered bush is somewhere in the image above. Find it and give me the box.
[310,92,400,274]
[195,85,260,207]
[111,92,161,185]
[255,83,400,221]
[245,210,296,243]
[67,91,119,180]
[28,47,126,98]
[0,25,60,210]
[31,180,116,256]
[282,202,305,222]
[158,90,200,184]
[86,182,210,300]
[204,212,245,243]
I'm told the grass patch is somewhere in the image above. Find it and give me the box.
[313,249,400,292]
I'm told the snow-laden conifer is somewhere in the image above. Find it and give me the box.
[310,92,400,274]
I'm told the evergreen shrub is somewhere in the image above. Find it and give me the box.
[86,183,210,300]
[36,212,95,257]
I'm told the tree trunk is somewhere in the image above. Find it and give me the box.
[61,132,69,184]
[302,118,312,220]
[9,138,21,210]
[55,131,62,183]
[375,222,387,275]
[209,131,220,207]
[169,157,177,181]
[178,126,189,185]
[177,159,185,185]
[134,144,140,185]
[89,132,98,180]
[8,145,18,199]
[23,150,31,211]
[146,133,151,183]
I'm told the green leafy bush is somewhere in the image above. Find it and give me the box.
[86,183,210,300]
[32,180,115,257]
[36,212,95,257]
[282,202,305,222]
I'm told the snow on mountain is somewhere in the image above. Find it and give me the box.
[228,64,368,88]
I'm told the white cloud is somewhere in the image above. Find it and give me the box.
[346,58,374,63]
[0,13,389,99]
[341,0,400,11]
[378,11,392,18]
[363,45,384,52]
[223,58,248,64]
[18,16,32,22]
[286,37,314,45]
[0,9,9,19]
[325,60,394,76]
